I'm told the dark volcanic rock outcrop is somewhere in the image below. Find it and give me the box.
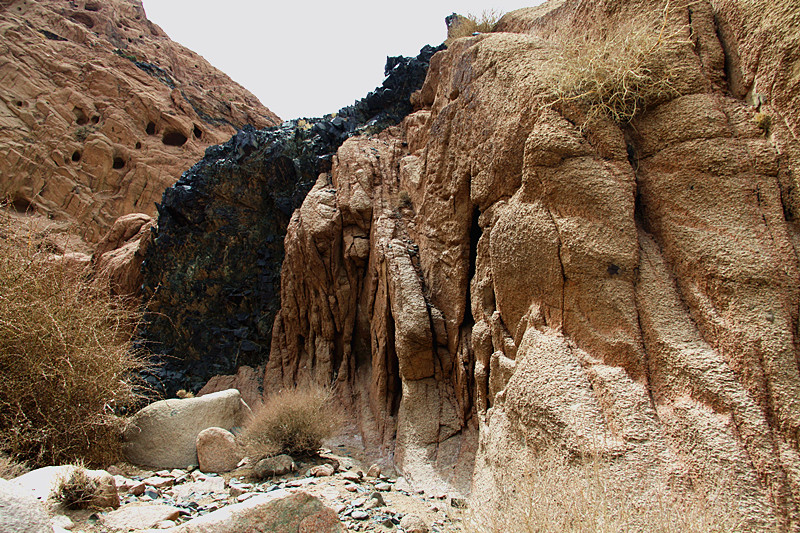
[0,0,279,241]
[140,46,443,393]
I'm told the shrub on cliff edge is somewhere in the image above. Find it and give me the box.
[241,384,341,458]
[446,10,504,45]
[0,209,149,467]
[544,1,689,126]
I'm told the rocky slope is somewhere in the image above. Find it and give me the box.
[139,0,800,529]
[0,0,279,241]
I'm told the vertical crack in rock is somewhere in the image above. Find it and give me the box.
[140,46,444,394]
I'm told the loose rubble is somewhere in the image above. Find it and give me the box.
[15,445,466,532]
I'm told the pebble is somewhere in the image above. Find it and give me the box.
[351,510,369,520]
[374,482,391,491]
[142,476,174,489]
[344,483,358,492]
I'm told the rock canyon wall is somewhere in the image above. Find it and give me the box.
[140,0,800,529]
[0,0,279,241]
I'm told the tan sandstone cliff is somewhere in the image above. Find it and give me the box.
[263,0,800,529]
[0,0,279,241]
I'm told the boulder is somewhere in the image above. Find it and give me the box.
[196,427,242,474]
[12,465,119,509]
[160,491,342,532]
[123,389,251,469]
[0,478,51,533]
[252,455,296,479]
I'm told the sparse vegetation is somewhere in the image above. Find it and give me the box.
[446,10,504,45]
[53,464,99,510]
[398,190,412,209]
[754,112,772,134]
[241,384,341,459]
[0,453,28,479]
[0,209,150,467]
[543,1,688,127]
[75,125,93,141]
[112,48,137,62]
[466,447,750,533]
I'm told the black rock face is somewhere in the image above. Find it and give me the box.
[139,45,444,395]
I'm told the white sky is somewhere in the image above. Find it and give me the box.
[142,1,540,120]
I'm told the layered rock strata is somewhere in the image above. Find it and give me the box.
[0,0,279,241]
[140,46,443,393]
[264,0,800,528]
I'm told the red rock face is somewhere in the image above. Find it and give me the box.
[0,0,279,241]
[265,0,800,527]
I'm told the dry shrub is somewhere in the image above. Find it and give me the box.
[466,447,751,533]
[53,464,99,510]
[0,453,28,479]
[543,1,689,126]
[0,209,150,467]
[446,10,504,45]
[241,385,341,459]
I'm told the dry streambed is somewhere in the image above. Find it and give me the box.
[52,450,465,532]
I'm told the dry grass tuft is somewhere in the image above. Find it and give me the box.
[53,464,99,510]
[241,384,341,459]
[466,447,751,533]
[0,453,28,479]
[0,208,150,467]
[446,10,504,45]
[543,1,689,127]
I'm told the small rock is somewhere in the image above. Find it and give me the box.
[286,477,316,487]
[51,514,74,530]
[340,471,361,482]
[375,482,391,492]
[252,454,296,478]
[352,497,367,507]
[130,482,146,496]
[333,503,346,513]
[142,476,174,489]
[351,510,369,520]
[366,464,381,478]
[197,427,243,473]
[344,483,358,492]
[400,514,429,533]
[309,463,335,477]
[370,492,386,506]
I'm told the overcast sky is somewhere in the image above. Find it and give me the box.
[143,1,540,120]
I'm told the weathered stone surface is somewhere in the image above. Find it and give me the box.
[123,389,250,469]
[262,0,800,529]
[0,0,279,242]
[0,478,51,533]
[161,491,342,533]
[196,427,242,474]
[102,503,181,531]
[139,45,443,395]
[13,465,119,509]
[198,366,263,410]
[93,212,154,296]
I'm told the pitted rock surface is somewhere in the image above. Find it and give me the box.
[0,0,279,241]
